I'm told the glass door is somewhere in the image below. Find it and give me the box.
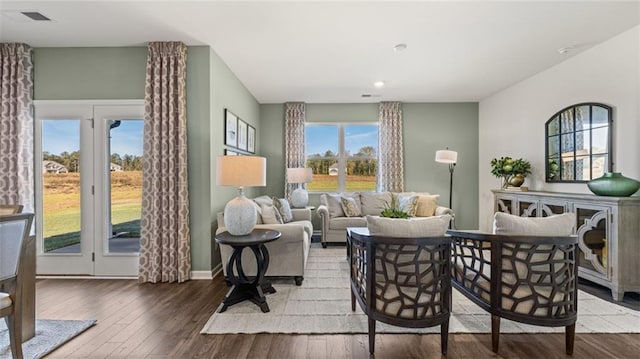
[93,105,144,276]
[35,102,144,276]
[36,104,94,275]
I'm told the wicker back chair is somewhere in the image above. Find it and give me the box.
[347,227,452,355]
[448,230,578,354]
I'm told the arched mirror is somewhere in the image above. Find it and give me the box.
[545,103,612,182]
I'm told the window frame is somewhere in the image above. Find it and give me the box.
[305,122,378,192]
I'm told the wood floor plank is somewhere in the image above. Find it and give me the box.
[33,276,640,359]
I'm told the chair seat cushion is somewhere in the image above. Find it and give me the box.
[0,292,12,309]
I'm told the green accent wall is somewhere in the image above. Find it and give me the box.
[185,47,212,272]
[259,102,479,230]
[33,47,147,99]
[209,49,261,271]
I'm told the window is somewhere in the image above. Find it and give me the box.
[305,124,378,192]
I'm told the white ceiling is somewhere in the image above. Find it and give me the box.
[1,1,639,103]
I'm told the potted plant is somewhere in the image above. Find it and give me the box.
[490,156,532,188]
[380,198,409,219]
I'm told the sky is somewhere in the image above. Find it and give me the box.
[306,124,378,156]
[43,119,144,157]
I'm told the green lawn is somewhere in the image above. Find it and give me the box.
[44,203,141,252]
[307,175,376,192]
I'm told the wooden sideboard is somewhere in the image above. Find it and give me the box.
[492,189,640,301]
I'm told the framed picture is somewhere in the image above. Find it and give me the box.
[225,149,241,156]
[225,109,238,147]
[247,125,256,153]
[237,119,248,151]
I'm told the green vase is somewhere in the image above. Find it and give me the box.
[587,172,640,197]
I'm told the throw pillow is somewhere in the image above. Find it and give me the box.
[359,192,393,216]
[492,212,575,236]
[341,196,362,217]
[323,193,360,218]
[366,215,451,238]
[253,195,273,207]
[272,197,293,223]
[415,194,440,217]
[252,200,263,224]
[397,194,419,217]
[261,204,283,224]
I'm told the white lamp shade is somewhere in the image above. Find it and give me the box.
[286,167,313,183]
[435,150,458,164]
[216,156,267,187]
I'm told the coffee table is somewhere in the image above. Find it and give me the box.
[215,229,281,313]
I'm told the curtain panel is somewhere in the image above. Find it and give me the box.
[139,42,191,283]
[377,101,404,192]
[0,43,34,213]
[284,102,306,200]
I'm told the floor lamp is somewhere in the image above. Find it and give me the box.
[435,149,458,228]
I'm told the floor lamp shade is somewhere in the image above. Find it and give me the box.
[287,168,313,208]
[435,150,458,164]
[217,156,267,235]
[435,149,458,226]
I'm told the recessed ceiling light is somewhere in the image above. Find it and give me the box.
[373,81,385,88]
[21,12,50,21]
[393,43,407,52]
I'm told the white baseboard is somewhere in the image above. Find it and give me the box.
[190,263,222,280]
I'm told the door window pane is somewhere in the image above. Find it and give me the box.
[42,119,81,253]
[108,120,143,253]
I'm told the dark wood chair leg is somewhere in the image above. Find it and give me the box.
[441,320,449,355]
[294,276,303,286]
[491,315,500,353]
[350,290,355,311]
[368,318,376,354]
[566,323,575,355]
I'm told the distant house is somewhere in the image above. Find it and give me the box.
[110,163,124,172]
[329,163,339,176]
[42,160,68,174]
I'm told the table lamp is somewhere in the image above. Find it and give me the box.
[217,156,267,235]
[287,167,313,208]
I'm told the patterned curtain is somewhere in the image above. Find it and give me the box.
[139,42,191,283]
[284,102,306,200]
[0,43,34,213]
[377,101,404,192]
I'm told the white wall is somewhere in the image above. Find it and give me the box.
[478,25,640,231]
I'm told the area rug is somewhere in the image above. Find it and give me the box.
[202,243,640,335]
[0,319,96,359]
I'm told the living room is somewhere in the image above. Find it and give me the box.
[1,1,639,358]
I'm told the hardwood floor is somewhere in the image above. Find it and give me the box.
[37,276,639,359]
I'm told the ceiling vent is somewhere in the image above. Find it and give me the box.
[21,12,50,21]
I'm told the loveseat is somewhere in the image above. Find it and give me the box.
[216,196,313,285]
[317,191,454,247]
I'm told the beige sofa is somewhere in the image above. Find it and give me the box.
[216,202,313,286]
[317,191,454,247]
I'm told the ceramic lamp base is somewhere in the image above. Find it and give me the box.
[290,188,309,208]
[223,192,257,236]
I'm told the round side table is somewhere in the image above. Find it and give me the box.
[215,229,281,313]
